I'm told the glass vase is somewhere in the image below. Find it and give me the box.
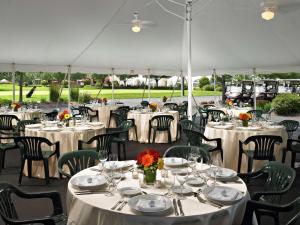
[144,169,157,184]
[242,120,249,127]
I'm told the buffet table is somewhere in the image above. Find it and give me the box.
[66,162,249,225]
[127,110,179,143]
[24,122,105,178]
[204,122,288,172]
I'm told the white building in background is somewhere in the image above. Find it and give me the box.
[158,78,167,87]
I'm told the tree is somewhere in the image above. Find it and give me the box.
[198,76,210,88]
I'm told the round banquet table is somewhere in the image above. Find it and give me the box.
[24,123,105,178]
[204,123,288,172]
[87,104,120,127]
[66,164,249,225]
[127,111,179,143]
[0,109,43,120]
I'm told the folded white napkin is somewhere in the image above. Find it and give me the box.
[136,198,166,212]
[207,187,239,201]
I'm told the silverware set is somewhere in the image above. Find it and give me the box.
[193,192,222,208]
[173,199,184,216]
[74,190,110,195]
[111,198,128,211]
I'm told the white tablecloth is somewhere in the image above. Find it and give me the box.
[204,125,288,172]
[127,111,179,143]
[0,109,43,120]
[219,107,252,118]
[24,124,105,178]
[88,104,119,127]
[66,164,249,225]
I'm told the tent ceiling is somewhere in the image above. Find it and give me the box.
[0,0,300,75]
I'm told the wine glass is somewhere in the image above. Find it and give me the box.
[163,170,175,197]
[176,159,189,200]
[188,154,197,175]
[208,159,220,188]
[98,151,108,174]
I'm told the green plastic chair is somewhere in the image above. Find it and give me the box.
[57,150,99,178]
[0,135,17,174]
[247,109,263,120]
[239,161,296,225]
[163,145,211,163]
[106,120,133,160]
[148,115,174,144]
[238,135,283,173]
[78,133,114,155]
[282,137,300,168]
[206,109,226,122]
[182,128,223,161]
[15,119,39,134]
[0,182,67,225]
[279,120,299,139]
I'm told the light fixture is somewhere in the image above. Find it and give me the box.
[261,7,275,20]
[131,21,141,33]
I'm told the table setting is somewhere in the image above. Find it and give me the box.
[67,150,248,225]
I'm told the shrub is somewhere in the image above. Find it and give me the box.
[257,101,272,113]
[216,85,223,92]
[41,80,48,86]
[49,84,60,102]
[70,85,79,102]
[40,98,48,103]
[271,93,300,115]
[203,84,214,91]
[198,77,210,88]
[79,92,92,103]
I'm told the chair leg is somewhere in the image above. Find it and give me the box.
[1,151,6,169]
[27,159,32,178]
[237,152,242,173]
[43,159,50,185]
[122,142,126,160]
[148,128,151,144]
[168,130,171,144]
[135,126,138,141]
[19,159,25,185]
[117,143,121,161]
[282,149,287,163]
[247,157,253,173]
[152,130,156,144]
[291,152,296,168]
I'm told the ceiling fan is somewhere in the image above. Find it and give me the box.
[114,11,156,33]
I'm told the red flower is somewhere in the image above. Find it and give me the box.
[137,149,160,167]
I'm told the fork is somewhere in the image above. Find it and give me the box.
[117,199,128,211]
[111,200,124,210]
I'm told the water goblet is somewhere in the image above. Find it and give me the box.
[163,170,175,197]
[98,151,108,175]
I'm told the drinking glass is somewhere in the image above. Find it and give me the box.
[208,159,220,188]
[176,159,189,200]
[188,154,197,175]
[98,151,108,174]
[163,170,175,197]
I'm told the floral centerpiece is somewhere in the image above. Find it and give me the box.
[225,98,233,108]
[137,149,164,184]
[11,102,21,112]
[102,98,108,105]
[58,109,71,126]
[162,96,167,103]
[148,102,158,112]
[239,112,251,127]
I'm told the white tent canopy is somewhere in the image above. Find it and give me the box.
[1,0,300,75]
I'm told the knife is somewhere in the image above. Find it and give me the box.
[177,199,184,216]
[173,199,179,216]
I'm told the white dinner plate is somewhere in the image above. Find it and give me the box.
[185,176,205,186]
[118,187,141,196]
[103,160,135,170]
[236,126,261,130]
[213,125,234,129]
[203,186,243,205]
[70,175,106,190]
[265,125,284,129]
[89,122,103,126]
[42,127,61,132]
[128,194,172,215]
[206,167,237,181]
[25,124,42,128]
[171,185,193,195]
[164,158,188,167]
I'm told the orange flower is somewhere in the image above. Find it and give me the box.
[239,113,251,121]
[141,153,154,167]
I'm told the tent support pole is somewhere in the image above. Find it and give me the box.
[252,68,257,110]
[148,68,151,102]
[111,68,115,105]
[67,65,71,111]
[181,70,184,98]
[213,68,216,103]
[186,0,193,120]
[12,63,16,102]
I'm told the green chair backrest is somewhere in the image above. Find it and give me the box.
[57,150,98,178]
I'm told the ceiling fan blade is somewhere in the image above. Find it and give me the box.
[112,23,131,26]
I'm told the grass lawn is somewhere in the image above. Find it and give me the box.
[0,84,221,103]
